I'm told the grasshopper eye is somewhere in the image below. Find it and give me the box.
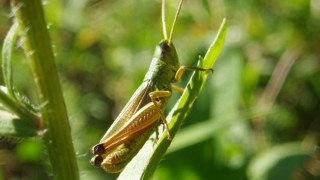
[91,155,103,166]
[92,144,105,155]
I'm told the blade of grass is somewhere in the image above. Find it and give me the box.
[118,18,227,180]
[10,0,79,179]
[167,107,274,154]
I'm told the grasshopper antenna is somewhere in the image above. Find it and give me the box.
[168,0,184,45]
[162,0,168,40]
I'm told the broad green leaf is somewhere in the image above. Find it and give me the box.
[118,18,227,180]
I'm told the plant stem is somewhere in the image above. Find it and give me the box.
[10,0,79,179]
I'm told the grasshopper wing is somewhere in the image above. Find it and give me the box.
[99,80,153,143]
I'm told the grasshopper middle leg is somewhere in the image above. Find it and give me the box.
[149,90,172,140]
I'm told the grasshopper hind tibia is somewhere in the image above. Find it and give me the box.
[91,155,103,166]
[92,143,105,155]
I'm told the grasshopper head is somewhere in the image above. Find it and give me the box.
[155,40,180,73]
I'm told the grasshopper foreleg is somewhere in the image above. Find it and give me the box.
[175,66,214,81]
[172,66,214,92]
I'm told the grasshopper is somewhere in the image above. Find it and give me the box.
[90,0,213,173]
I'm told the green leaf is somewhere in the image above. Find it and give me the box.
[118,18,227,180]
[1,22,18,99]
[0,110,38,138]
[0,87,39,128]
[1,22,39,115]
[0,22,39,128]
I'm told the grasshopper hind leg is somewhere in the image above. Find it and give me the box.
[92,144,105,154]
[91,155,104,166]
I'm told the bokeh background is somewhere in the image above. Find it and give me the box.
[1,0,320,179]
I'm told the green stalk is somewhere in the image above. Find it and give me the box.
[10,0,79,179]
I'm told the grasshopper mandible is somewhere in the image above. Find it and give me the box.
[90,0,213,173]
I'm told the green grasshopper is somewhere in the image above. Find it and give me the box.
[91,0,213,173]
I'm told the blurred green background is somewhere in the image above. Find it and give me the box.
[1,0,320,179]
